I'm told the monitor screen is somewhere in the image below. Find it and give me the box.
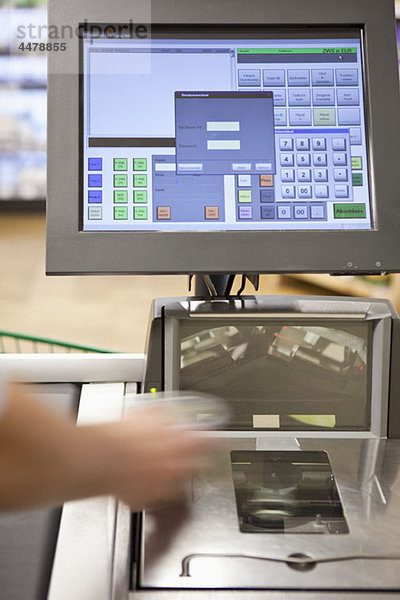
[81,27,372,232]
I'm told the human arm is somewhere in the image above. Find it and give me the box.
[0,383,210,511]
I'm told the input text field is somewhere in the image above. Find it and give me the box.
[207,140,241,150]
[206,121,240,132]
[155,163,176,171]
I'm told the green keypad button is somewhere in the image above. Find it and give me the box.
[133,174,147,187]
[313,108,336,126]
[334,203,366,219]
[238,190,252,203]
[114,158,127,171]
[352,173,363,186]
[114,206,128,220]
[114,190,128,203]
[134,158,147,171]
[134,190,147,203]
[351,157,363,170]
[134,206,148,220]
[114,174,128,187]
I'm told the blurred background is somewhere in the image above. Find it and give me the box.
[1,0,46,204]
[0,0,400,353]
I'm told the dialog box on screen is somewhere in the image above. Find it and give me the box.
[175,92,276,176]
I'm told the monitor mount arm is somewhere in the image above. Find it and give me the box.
[188,274,259,298]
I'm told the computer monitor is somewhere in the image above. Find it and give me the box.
[46,0,400,275]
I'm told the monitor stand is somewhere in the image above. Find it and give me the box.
[191,274,259,297]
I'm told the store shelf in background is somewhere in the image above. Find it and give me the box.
[288,274,400,310]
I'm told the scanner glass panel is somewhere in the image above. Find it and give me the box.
[179,319,372,430]
[81,27,372,232]
[231,450,349,534]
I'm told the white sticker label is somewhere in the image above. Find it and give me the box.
[253,414,280,428]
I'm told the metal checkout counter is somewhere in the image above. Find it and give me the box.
[2,0,400,598]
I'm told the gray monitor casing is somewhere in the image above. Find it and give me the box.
[47,0,400,275]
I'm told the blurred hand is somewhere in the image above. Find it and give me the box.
[0,387,214,511]
[94,405,213,510]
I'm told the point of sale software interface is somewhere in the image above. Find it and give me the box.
[81,29,372,231]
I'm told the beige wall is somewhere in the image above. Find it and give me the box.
[0,213,317,352]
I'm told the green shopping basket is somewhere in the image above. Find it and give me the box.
[0,330,113,354]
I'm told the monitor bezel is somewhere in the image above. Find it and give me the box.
[47,0,400,275]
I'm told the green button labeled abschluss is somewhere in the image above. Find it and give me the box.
[134,158,147,171]
[114,174,128,187]
[114,190,128,203]
[134,190,147,203]
[114,206,128,220]
[334,203,366,219]
[114,158,127,171]
[134,174,147,187]
[134,206,148,220]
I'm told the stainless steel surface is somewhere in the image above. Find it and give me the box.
[35,309,399,599]
[181,298,386,317]
[48,383,129,600]
[370,316,391,437]
[187,313,368,319]
[130,594,400,600]
[0,354,144,383]
[112,502,131,600]
[140,437,400,591]
[49,496,118,600]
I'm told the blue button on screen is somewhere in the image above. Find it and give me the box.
[88,174,103,187]
[88,190,103,203]
[88,158,103,171]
